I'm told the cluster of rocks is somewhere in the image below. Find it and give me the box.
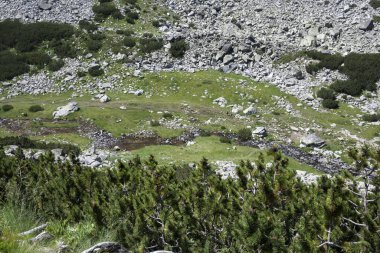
[78,145,111,168]
[0,0,94,24]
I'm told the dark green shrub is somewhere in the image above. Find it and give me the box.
[89,33,106,41]
[139,37,163,54]
[0,51,29,81]
[199,129,211,137]
[2,104,14,112]
[370,0,380,9]
[162,112,173,119]
[126,17,136,24]
[322,99,339,109]
[0,20,74,52]
[51,40,77,58]
[305,63,319,74]
[363,113,380,122]
[126,11,139,21]
[79,20,98,32]
[125,0,138,5]
[330,80,363,96]
[123,37,136,48]
[219,136,231,144]
[99,0,113,2]
[317,88,336,100]
[28,105,44,112]
[150,120,160,127]
[237,128,252,141]
[22,52,52,68]
[48,59,64,72]
[152,20,160,28]
[305,51,344,74]
[77,71,87,77]
[93,2,119,19]
[112,10,124,19]
[305,51,380,97]
[117,29,134,36]
[169,39,188,58]
[88,66,104,77]
[87,39,103,52]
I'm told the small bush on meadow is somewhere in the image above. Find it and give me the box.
[29,105,44,112]
[2,104,14,112]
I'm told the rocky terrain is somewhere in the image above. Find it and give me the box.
[1,0,380,113]
[0,0,94,23]
[0,0,379,173]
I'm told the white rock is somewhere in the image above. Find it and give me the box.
[53,102,79,119]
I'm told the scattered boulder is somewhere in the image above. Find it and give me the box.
[38,1,52,10]
[213,97,228,107]
[4,145,19,156]
[359,19,374,31]
[231,104,243,114]
[129,89,144,96]
[252,127,267,137]
[300,134,325,147]
[99,94,111,103]
[53,102,79,119]
[243,105,257,115]
[81,242,128,253]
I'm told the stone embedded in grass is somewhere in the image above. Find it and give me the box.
[129,89,144,96]
[213,97,228,107]
[98,94,111,103]
[243,105,257,115]
[52,101,79,119]
[252,127,267,137]
[300,133,325,148]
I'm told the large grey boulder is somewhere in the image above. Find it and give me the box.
[53,102,79,119]
[99,94,111,103]
[38,1,52,10]
[252,127,267,137]
[359,19,374,31]
[300,134,325,147]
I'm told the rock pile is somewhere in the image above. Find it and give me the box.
[0,0,93,24]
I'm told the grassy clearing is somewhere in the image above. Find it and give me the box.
[120,136,320,174]
[1,70,378,168]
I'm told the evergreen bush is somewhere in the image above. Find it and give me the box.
[169,39,188,58]
[237,128,252,141]
[48,59,64,72]
[28,105,44,112]
[322,99,339,109]
[139,37,163,54]
[1,104,14,112]
[316,87,336,100]
[88,66,104,77]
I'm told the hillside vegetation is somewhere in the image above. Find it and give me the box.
[0,148,379,252]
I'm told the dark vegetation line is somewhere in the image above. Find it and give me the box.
[0,147,378,252]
